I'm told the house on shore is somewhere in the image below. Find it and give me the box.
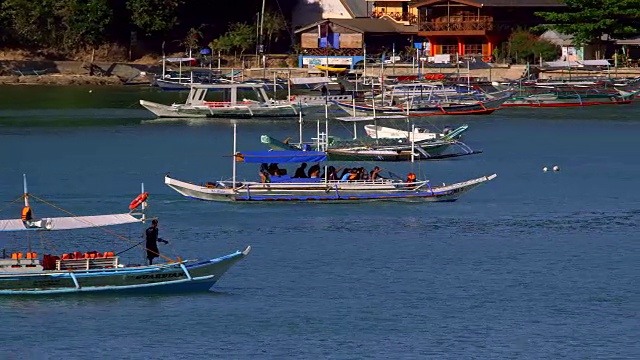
[293,0,567,68]
[412,0,565,60]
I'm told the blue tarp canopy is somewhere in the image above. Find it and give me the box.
[237,151,326,163]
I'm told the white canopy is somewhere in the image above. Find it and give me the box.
[543,60,611,68]
[290,77,330,85]
[0,214,141,232]
[163,57,196,63]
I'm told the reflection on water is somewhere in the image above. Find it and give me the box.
[0,86,639,359]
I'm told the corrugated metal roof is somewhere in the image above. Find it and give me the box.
[412,0,565,7]
[479,0,564,6]
[295,18,418,34]
[340,0,370,17]
[332,18,418,33]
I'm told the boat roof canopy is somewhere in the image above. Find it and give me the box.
[236,151,327,163]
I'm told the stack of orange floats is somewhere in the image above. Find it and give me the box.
[60,251,115,260]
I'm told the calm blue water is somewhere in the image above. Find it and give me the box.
[0,86,638,359]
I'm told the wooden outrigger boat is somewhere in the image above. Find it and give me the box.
[139,83,299,119]
[165,125,496,202]
[0,176,250,295]
[501,85,634,107]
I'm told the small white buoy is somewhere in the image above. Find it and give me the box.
[553,165,560,172]
[89,89,93,93]
[543,167,548,172]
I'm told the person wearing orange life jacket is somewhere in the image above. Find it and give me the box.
[21,206,33,227]
[21,206,33,222]
[406,172,417,188]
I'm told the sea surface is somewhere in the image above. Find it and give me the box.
[0,85,638,359]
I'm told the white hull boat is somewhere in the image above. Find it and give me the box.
[140,83,299,119]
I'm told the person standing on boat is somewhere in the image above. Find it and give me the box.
[145,219,167,265]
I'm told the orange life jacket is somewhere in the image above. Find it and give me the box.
[406,173,417,183]
[21,206,32,221]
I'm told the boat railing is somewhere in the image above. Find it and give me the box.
[56,257,119,271]
[204,101,258,108]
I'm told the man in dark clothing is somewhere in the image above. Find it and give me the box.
[145,219,167,265]
[293,163,308,178]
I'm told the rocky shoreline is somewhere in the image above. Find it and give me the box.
[1,59,639,86]
[0,74,126,85]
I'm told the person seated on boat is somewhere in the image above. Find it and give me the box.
[347,168,360,181]
[359,167,370,181]
[293,163,308,178]
[340,168,352,181]
[307,164,321,178]
[370,166,383,180]
[339,83,346,95]
[145,219,168,265]
[321,85,328,96]
[321,166,343,181]
[443,126,452,136]
[406,172,417,188]
[259,163,271,183]
[268,163,280,176]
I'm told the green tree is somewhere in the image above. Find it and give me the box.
[536,0,640,45]
[181,26,204,55]
[63,0,112,49]
[261,10,286,52]
[212,23,255,56]
[1,0,64,47]
[1,0,111,51]
[508,29,559,63]
[127,0,184,35]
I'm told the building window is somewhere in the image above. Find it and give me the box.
[465,43,483,55]
[442,44,458,55]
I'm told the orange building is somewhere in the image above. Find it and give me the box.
[412,0,565,59]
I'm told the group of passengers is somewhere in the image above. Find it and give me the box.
[259,162,386,183]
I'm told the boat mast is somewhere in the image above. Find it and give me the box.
[316,119,320,151]
[411,123,416,164]
[372,95,378,145]
[22,174,29,208]
[298,111,303,145]
[23,174,32,254]
[162,42,166,79]
[140,182,146,223]
[363,44,366,84]
[325,118,329,151]
[352,92,357,139]
[232,123,237,189]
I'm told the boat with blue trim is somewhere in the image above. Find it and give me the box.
[0,175,250,295]
[164,125,496,202]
